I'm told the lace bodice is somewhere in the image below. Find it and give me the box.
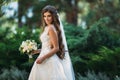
[40,27,51,50]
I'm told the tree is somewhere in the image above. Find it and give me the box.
[17,0,80,28]
[18,0,38,27]
[85,0,120,31]
[57,0,79,25]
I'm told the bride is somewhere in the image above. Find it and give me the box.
[28,5,75,80]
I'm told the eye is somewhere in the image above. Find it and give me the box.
[43,15,46,17]
[48,15,52,17]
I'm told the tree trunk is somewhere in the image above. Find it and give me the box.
[65,0,78,25]
[66,7,78,25]
[18,0,23,28]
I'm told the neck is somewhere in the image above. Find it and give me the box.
[47,24,53,27]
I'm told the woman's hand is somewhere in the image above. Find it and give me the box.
[31,49,41,55]
[36,57,45,64]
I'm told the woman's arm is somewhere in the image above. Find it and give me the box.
[36,26,59,64]
[32,49,41,55]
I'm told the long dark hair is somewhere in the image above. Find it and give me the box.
[41,5,65,59]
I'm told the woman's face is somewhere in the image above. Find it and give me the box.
[43,11,53,25]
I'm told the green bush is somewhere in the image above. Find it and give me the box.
[77,70,110,80]
[115,76,120,80]
[0,66,28,80]
[66,17,120,54]
[64,18,120,78]
[72,46,120,78]
[0,27,41,71]
[0,19,120,79]
[77,71,120,80]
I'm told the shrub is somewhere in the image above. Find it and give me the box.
[77,70,110,80]
[0,66,28,80]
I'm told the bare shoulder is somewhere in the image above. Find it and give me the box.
[48,25,56,33]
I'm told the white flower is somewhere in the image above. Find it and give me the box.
[19,39,38,55]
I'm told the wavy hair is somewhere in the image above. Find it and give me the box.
[41,5,65,59]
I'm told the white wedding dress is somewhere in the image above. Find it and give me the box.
[28,26,75,80]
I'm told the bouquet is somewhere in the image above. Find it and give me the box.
[19,40,37,59]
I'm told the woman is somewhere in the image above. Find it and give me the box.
[28,5,75,80]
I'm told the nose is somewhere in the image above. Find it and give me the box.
[45,17,49,21]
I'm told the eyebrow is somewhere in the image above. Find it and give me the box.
[43,14,52,17]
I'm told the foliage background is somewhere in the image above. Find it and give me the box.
[0,0,120,80]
